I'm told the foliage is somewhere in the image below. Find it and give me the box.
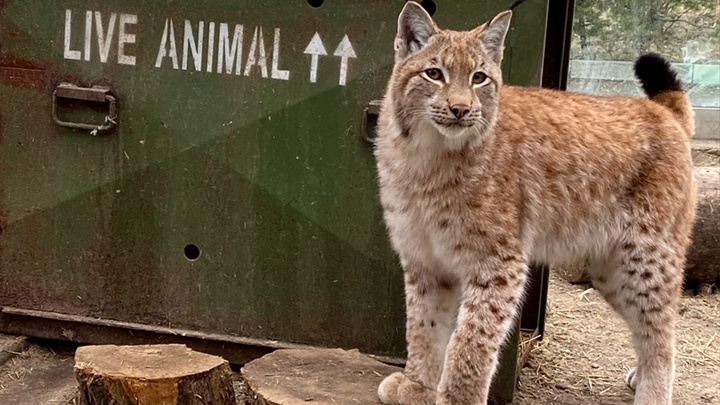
[571,0,720,62]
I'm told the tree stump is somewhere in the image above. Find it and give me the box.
[686,167,720,284]
[74,344,236,405]
[558,167,720,286]
[238,348,401,405]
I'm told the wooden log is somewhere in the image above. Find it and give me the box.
[74,344,236,405]
[238,348,401,405]
[555,263,591,285]
[686,167,720,284]
[557,167,720,285]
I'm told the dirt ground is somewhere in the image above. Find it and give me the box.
[0,274,717,404]
[514,274,720,405]
[0,343,77,404]
[693,140,720,167]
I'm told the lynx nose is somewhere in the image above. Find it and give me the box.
[450,104,471,119]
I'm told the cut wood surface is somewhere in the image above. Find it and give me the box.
[238,348,401,405]
[74,344,236,405]
[686,166,720,284]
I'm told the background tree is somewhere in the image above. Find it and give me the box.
[571,0,720,63]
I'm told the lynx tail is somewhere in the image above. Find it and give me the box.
[634,53,694,136]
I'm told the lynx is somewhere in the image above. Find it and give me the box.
[374,2,696,405]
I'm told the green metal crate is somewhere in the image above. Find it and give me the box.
[0,0,556,402]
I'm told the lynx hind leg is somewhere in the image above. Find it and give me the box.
[587,254,643,390]
[589,234,682,405]
[586,253,623,312]
[625,367,639,390]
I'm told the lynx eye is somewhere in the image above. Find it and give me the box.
[424,68,444,82]
[472,72,489,86]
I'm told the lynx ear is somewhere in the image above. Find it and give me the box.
[474,10,512,65]
[395,1,437,59]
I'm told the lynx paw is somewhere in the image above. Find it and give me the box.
[378,372,436,405]
[625,367,639,391]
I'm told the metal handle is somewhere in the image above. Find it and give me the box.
[363,99,382,144]
[52,83,117,134]
[365,99,382,116]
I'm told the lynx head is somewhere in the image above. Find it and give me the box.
[389,2,512,142]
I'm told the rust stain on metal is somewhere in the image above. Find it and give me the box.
[0,45,4,269]
[0,57,52,70]
[0,52,56,91]
[0,45,5,257]
[0,66,46,89]
[0,206,7,270]
[0,207,7,230]
[1,0,56,91]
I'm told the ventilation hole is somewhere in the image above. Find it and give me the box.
[420,0,436,16]
[307,0,324,8]
[184,244,201,261]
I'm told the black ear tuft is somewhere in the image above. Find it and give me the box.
[634,53,682,97]
[478,10,512,65]
[395,1,437,58]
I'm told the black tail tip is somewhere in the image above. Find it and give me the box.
[634,53,682,97]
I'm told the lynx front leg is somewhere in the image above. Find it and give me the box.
[436,260,528,405]
[379,261,460,405]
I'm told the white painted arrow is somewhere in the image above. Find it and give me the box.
[333,35,357,86]
[304,32,327,83]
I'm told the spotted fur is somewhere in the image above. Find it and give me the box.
[375,3,696,405]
